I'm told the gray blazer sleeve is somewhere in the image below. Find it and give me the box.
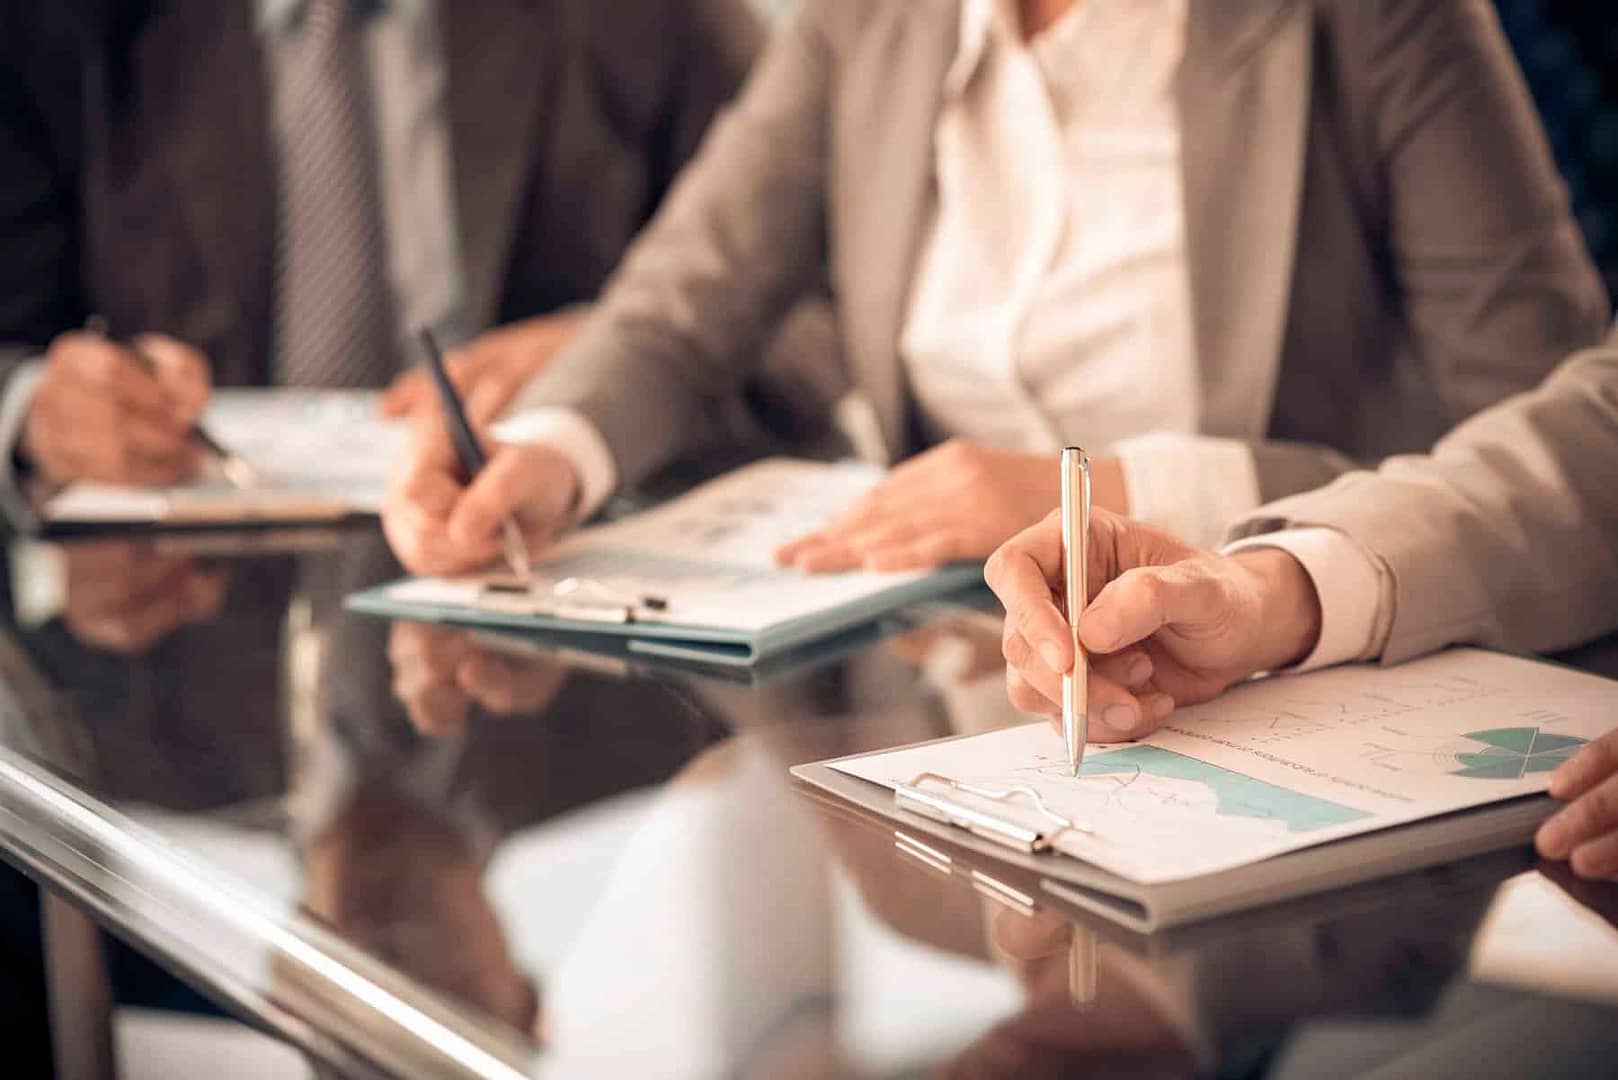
[1249,0,1611,502]
[1231,343,1618,665]
[507,3,836,487]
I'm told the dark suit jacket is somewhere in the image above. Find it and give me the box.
[0,0,765,388]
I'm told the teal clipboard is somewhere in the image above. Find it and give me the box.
[345,564,985,667]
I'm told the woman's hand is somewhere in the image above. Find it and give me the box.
[775,440,1127,573]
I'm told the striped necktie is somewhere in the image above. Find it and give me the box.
[273,0,396,388]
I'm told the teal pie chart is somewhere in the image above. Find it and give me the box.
[1450,727,1588,780]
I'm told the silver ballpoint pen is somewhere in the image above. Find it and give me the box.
[1060,447,1091,778]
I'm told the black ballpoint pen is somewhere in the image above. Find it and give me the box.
[416,328,533,583]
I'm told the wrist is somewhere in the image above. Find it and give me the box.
[1231,548,1322,671]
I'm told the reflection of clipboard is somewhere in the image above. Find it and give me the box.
[793,751,1554,934]
[447,603,943,689]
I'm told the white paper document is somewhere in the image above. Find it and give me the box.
[834,649,1618,885]
[380,458,952,633]
[44,390,409,524]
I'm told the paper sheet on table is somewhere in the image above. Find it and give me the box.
[378,458,946,633]
[834,649,1618,885]
[44,390,409,523]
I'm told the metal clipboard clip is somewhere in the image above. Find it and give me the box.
[894,772,1092,855]
[476,576,670,625]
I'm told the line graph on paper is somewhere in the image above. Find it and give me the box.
[1172,674,1510,747]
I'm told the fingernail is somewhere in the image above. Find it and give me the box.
[1103,704,1140,737]
[1128,656,1153,686]
[1150,694,1175,720]
[1536,816,1567,858]
[1039,641,1065,671]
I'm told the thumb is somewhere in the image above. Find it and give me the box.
[1079,562,1227,655]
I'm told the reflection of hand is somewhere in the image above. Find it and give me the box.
[885,617,1010,683]
[774,441,1129,573]
[388,622,568,735]
[1536,729,1618,880]
[380,309,586,424]
[988,907,1077,995]
[948,908,1197,1079]
[300,789,539,1032]
[985,509,1322,742]
[61,541,227,654]
[22,332,211,487]
[382,420,579,576]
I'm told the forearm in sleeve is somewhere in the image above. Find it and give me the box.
[1228,345,1618,664]
[504,3,837,490]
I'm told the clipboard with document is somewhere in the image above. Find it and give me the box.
[793,648,1618,931]
[346,459,985,665]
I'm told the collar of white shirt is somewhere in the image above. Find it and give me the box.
[945,0,1190,100]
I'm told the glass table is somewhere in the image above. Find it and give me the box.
[1,525,1616,1078]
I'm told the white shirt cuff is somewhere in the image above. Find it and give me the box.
[489,407,618,521]
[1113,433,1261,550]
[1223,527,1391,672]
[0,361,48,532]
[9,539,66,628]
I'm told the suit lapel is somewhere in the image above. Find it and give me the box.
[119,0,275,379]
[833,0,959,462]
[1179,0,1313,440]
[442,0,552,332]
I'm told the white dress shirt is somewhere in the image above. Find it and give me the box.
[508,0,1272,540]
[900,0,1259,549]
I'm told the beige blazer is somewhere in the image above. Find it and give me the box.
[1231,338,1618,663]
[520,0,1610,502]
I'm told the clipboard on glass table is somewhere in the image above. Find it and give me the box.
[791,647,1618,932]
[345,459,985,666]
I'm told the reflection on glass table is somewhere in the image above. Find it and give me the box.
[0,531,1613,1077]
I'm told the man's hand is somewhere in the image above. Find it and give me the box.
[382,419,581,576]
[388,622,569,735]
[381,310,587,425]
[773,440,1129,573]
[984,508,1322,741]
[21,332,211,487]
[1536,730,1618,880]
[61,540,227,655]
